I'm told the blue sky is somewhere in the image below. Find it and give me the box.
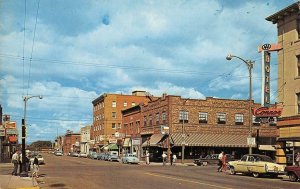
[0,0,297,143]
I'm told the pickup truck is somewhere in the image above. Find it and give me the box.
[285,166,300,182]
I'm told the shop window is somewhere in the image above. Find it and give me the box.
[235,114,244,125]
[199,112,208,123]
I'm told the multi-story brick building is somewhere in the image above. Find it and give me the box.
[91,91,153,151]
[62,132,81,154]
[122,94,278,161]
[266,2,300,165]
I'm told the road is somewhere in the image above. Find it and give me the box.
[1,153,299,189]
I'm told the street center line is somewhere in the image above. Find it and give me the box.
[145,173,233,189]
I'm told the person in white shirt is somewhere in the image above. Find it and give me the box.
[162,152,167,166]
[11,151,19,176]
[146,151,150,165]
[217,151,224,172]
[172,154,177,165]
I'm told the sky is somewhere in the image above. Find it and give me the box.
[0,0,298,144]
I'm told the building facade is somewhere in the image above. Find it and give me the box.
[80,125,91,153]
[62,132,81,154]
[266,2,300,165]
[122,94,278,161]
[91,91,152,152]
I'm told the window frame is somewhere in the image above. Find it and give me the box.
[199,112,208,124]
[235,113,244,125]
[179,110,189,123]
[112,101,116,108]
[217,113,226,124]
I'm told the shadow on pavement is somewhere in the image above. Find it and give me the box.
[49,183,66,188]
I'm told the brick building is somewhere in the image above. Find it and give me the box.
[62,132,81,154]
[91,91,153,152]
[122,94,278,161]
[266,2,300,164]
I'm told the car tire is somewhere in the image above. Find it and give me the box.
[252,172,260,178]
[288,172,298,182]
[229,167,236,175]
[270,173,278,178]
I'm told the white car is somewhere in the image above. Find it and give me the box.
[55,151,63,156]
[30,154,45,165]
[79,152,88,158]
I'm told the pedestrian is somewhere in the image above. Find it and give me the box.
[18,152,22,174]
[32,156,39,187]
[296,152,300,166]
[11,151,19,176]
[172,154,177,165]
[221,153,227,172]
[146,151,150,165]
[217,151,224,172]
[162,152,167,166]
[170,153,173,166]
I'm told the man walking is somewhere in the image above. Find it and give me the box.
[217,151,224,172]
[146,151,150,165]
[162,152,167,166]
[296,152,300,166]
[11,151,19,176]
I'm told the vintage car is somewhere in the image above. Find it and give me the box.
[228,154,285,178]
[194,154,234,166]
[121,154,139,164]
[284,166,300,182]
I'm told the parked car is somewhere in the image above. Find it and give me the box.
[54,151,63,156]
[108,152,119,162]
[79,152,88,158]
[194,154,233,166]
[228,154,285,178]
[121,154,139,164]
[284,166,300,182]
[70,152,79,157]
[30,154,45,165]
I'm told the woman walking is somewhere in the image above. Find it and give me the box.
[32,157,39,187]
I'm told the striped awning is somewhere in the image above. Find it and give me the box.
[142,134,165,147]
[170,133,249,148]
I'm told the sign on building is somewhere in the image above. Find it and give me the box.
[5,121,16,129]
[6,129,18,135]
[160,125,169,135]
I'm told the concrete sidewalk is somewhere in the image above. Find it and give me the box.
[0,163,40,189]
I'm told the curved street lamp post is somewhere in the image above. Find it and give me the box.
[226,54,254,155]
[20,95,43,177]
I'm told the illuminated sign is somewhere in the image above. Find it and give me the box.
[252,107,283,117]
[264,51,271,107]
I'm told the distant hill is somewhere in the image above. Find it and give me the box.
[29,140,53,151]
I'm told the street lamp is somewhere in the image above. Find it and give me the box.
[226,54,254,155]
[20,95,42,177]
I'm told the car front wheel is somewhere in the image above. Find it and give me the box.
[229,167,236,175]
[253,172,260,178]
[289,172,298,182]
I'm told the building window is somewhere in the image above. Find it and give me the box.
[130,122,133,133]
[112,112,116,118]
[112,101,116,107]
[149,115,153,126]
[297,56,300,77]
[124,101,127,107]
[136,121,140,133]
[217,113,226,124]
[235,114,244,125]
[131,102,136,107]
[143,116,147,127]
[118,123,121,129]
[162,111,167,124]
[179,110,189,123]
[297,93,300,114]
[253,115,261,126]
[156,113,160,125]
[199,112,208,123]
[112,123,116,129]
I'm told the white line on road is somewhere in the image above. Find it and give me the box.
[145,172,233,189]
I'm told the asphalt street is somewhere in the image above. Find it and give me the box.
[1,153,299,189]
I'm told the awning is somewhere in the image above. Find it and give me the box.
[170,133,249,148]
[277,137,300,142]
[123,138,131,147]
[142,134,165,147]
[259,145,276,151]
[108,143,118,150]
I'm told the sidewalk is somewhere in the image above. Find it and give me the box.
[139,161,196,166]
[0,163,40,189]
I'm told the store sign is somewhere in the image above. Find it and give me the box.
[160,125,169,135]
[5,121,16,129]
[264,51,271,107]
[258,43,282,52]
[132,139,140,145]
[109,139,117,144]
[252,107,283,117]
[6,129,18,135]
